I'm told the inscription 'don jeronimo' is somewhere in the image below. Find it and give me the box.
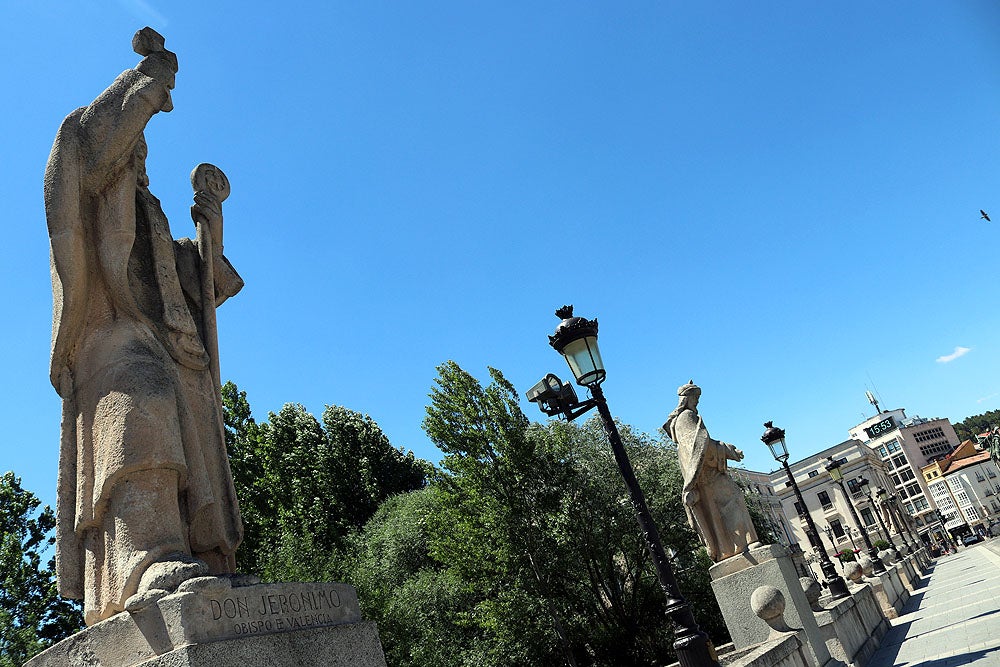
[210,589,344,636]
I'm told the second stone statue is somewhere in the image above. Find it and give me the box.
[664,381,761,562]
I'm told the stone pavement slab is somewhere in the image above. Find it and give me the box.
[867,540,1000,667]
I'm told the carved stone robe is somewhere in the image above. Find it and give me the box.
[669,409,758,562]
[45,60,243,623]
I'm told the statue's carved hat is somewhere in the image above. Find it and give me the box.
[678,380,701,397]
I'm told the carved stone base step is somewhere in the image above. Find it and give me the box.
[25,581,387,667]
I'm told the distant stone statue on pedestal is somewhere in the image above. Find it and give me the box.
[664,381,760,562]
[45,26,244,626]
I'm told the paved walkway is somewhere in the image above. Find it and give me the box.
[868,539,1000,667]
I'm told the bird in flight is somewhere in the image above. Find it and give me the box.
[981,210,991,222]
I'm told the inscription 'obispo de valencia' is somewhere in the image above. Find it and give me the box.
[201,583,361,641]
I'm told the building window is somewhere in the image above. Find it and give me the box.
[877,445,887,458]
[989,469,997,479]
[818,490,832,509]
[906,483,921,498]
[793,501,806,516]
[913,496,930,511]
[830,519,845,537]
[898,468,915,482]
[892,454,907,469]
[808,470,819,478]
[886,440,901,454]
[860,507,876,527]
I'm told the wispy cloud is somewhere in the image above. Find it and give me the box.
[116,0,168,27]
[977,393,998,404]
[936,346,971,363]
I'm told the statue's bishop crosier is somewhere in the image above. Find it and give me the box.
[44,27,243,625]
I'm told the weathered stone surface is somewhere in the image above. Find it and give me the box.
[813,584,888,667]
[709,544,832,667]
[842,561,863,583]
[867,567,909,619]
[45,26,244,626]
[751,586,794,637]
[25,581,374,667]
[664,381,759,562]
[134,622,386,667]
[720,633,811,667]
[799,577,822,612]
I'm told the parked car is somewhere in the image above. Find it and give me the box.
[962,533,983,546]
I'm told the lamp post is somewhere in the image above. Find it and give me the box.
[848,527,859,551]
[879,489,914,554]
[761,422,850,600]
[528,306,719,667]
[859,477,897,553]
[825,457,886,574]
[892,494,921,549]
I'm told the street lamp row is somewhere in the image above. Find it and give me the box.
[527,307,915,666]
[761,424,851,599]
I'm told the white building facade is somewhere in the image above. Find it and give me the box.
[848,409,960,542]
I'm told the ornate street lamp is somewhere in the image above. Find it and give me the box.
[847,527,859,551]
[877,489,914,554]
[825,457,886,574]
[761,422,850,600]
[889,492,920,550]
[528,306,719,667]
[858,478,897,552]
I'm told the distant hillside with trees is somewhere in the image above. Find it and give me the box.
[953,409,1000,443]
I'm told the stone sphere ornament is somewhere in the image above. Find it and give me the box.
[750,585,793,635]
[800,577,823,611]
[843,561,864,583]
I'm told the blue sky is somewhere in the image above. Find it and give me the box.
[4,2,1000,510]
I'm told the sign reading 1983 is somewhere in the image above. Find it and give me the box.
[864,416,897,439]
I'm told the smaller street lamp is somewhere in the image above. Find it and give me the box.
[858,477,897,552]
[847,527,859,551]
[761,422,850,600]
[877,489,914,554]
[825,457,886,574]
[889,493,921,550]
[529,306,719,667]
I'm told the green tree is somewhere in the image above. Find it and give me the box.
[953,409,1000,443]
[404,361,727,667]
[0,472,83,665]
[347,488,480,667]
[222,383,430,582]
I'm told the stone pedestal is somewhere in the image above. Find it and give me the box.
[710,544,833,667]
[813,585,888,667]
[894,559,918,592]
[25,580,387,667]
[867,567,909,619]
